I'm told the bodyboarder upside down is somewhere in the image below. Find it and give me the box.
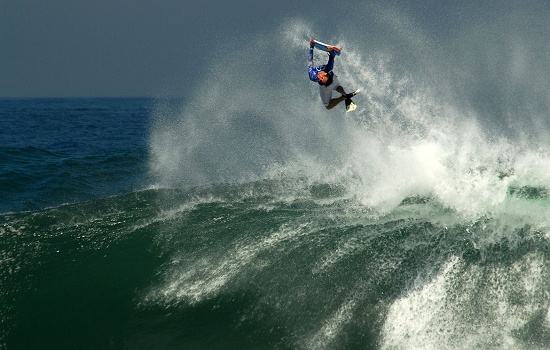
[307,39,359,112]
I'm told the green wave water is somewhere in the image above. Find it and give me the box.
[2,179,550,349]
[4,3,550,349]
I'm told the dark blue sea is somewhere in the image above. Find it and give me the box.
[0,98,152,213]
[3,17,550,350]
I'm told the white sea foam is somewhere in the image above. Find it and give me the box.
[148,222,314,304]
[381,253,550,350]
[150,18,550,227]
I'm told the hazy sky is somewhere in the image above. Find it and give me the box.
[0,0,323,97]
[2,0,547,98]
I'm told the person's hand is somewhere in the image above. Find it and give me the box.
[310,39,315,48]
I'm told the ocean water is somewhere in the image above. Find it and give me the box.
[3,11,550,350]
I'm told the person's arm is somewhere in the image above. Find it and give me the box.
[307,41,317,81]
[307,41,314,70]
[323,51,336,73]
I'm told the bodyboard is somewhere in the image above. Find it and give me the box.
[311,39,341,56]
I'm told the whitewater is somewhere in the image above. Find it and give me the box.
[3,4,550,349]
[146,10,550,349]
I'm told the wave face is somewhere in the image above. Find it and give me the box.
[2,183,549,349]
[3,2,550,349]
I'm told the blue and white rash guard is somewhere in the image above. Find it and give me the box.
[307,48,336,85]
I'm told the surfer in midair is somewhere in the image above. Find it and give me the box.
[308,39,359,112]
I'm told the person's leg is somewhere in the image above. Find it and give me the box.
[326,94,347,109]
[319,85,333,108]
[337,85,361,99]
[336,86,347,95]
[320,77,358,110]
[324,84,347,109]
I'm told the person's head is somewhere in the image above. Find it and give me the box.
[317,71,329,84]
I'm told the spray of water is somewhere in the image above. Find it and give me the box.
[150,12,550,220]
[147,5,550,348]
